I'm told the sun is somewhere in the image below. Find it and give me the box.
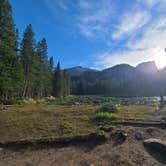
[153,49,166,69]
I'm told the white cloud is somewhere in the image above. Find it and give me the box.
[94,49,153,69]
[44,0,166,69]
[78,0,93,10]
[128,17,166,50]
[44,0,73,13]
[93,0,166,69]
[143,0,158,7]
[78,0,113,38]
[94,47,166,69]
[94,16,166,69]
[112,10,150,40]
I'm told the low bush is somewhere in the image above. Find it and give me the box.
[95,112,118,121]
[153,100,160,111]
[36,99,46,105]
[13,99,26,106]
[99,102,120,113]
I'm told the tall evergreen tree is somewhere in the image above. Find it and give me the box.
[0,0,23,102]
[36,38,52,97]
[52,63,71,98]
[62,70,71,97]
[20,24,39,98]
[49,56,54,72]
[53,62,63,97]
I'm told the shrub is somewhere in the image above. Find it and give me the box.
[99,102,120,113]
[95,112,118,121]
[153,100,160,111]
[36,99,46,105]
[13,99,26,106]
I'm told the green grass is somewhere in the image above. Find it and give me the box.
[0,104,157,143]
[116,105,156,121]
[0,105,100,143]
[98,102,120,113]
[95,112,118,120]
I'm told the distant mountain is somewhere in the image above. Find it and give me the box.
[136,61,158,74]
[67,61,165,96]
[66,66,97,77]
[101,64,135,81]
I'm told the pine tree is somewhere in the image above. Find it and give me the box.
[49,56,54,72]
[20,24,38,98]
[0,0,23,102]
[36,38,52,97]
[53,62,63,97]
[62,70,71,97]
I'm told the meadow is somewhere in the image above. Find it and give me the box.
[0,96,157,144]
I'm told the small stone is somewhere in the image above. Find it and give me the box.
[0,147,3,151]
[135,132,144,140]
[119,131,127,141]
[74,102,80,105]
[146,127,155,134]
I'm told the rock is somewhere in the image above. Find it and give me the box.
[0,105,7,111]
[0,147,3,151]
[144,138,166,153]
[74,102,80,105]
[23,98,36,104]
[46,96,56,101]
[118,131,127,142]
[135,132,144,140]
[146,127,155,134]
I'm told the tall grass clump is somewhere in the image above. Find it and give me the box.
[95,102,120,128]
[99,102,120,113]
[95,112,118,121]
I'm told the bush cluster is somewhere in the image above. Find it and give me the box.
[99,102,120,113]
[95,102,120,127]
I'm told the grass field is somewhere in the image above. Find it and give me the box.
[116,105,156,121]
[0,104,157,143]
[0,105,100,143]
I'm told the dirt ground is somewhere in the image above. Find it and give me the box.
[0,125,166,166]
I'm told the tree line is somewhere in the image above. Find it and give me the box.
[0,0,70,103]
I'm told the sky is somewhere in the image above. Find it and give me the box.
[10,0,166,70]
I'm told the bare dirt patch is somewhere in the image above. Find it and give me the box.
[0,126,166,166]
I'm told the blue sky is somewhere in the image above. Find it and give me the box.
[10,0,166,69]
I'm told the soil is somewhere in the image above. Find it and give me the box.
[0,126,166,166]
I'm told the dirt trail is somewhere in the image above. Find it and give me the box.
[0,126,166,166]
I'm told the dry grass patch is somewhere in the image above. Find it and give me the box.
[117,105,156,121]
[0,105,100,143]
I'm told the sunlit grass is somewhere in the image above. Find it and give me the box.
[116,105,156,121]
[0,105,99,143]
[0,104,156,143]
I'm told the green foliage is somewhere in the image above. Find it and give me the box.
[36,99,46,105]
[94,102,120,130]
[153,100,160,111]
[13,99,26,106]
[0,0,23,102]
[53,63,71,98]
[95,112,118,121]
[99,102,120,113]
[20,25,53,99]
[20,24,36,98]
[98,130,107,138]
[36,38,53,97]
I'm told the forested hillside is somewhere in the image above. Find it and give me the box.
[0,0,70,103]
[68,61,166,97]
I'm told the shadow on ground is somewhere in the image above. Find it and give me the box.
[144,146,166,165]
[0,135,106,153]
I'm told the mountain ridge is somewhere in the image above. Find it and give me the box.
[65,61,160,77]
[67,61,166,96]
